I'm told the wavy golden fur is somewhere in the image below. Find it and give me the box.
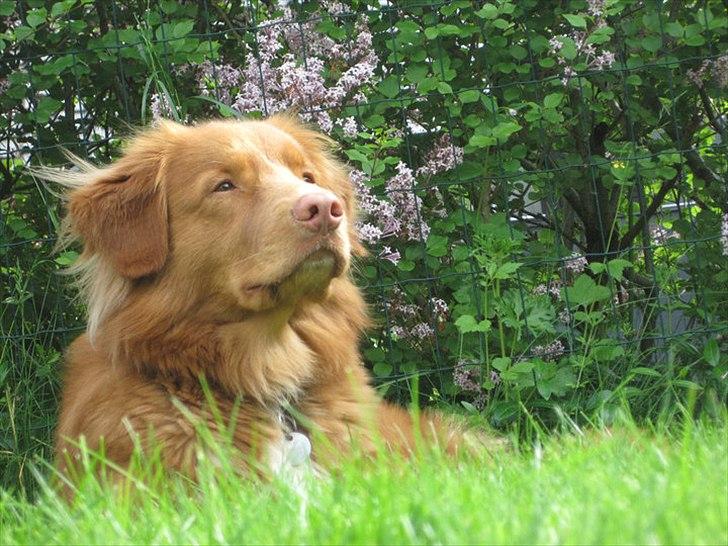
[48,116,463,481]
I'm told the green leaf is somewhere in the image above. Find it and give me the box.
[491,357,511,372]
[459,89,480,104]
[493,261,522,279]
[641,35,662,52]
[509,45,527,60]
[26,7,47,28]
[55,251,79,266]
[563,275,611,307]
[543,92,564,108]
[378,76,400,99]
[476,3,498,19]
[631,367,661,377]
[173,20,195,38]
[591,340,625,362]
[492,18,510,30]
[455,315,492,334]
[439,24,461,36]
[491,121,521,142]
[684,34,705,46]
[373,362,393,377]
[34,97,63,124]
[405,63,428,84]
[469,134,496,148]
[703,338,720,367]
[51,1,75,17]
[563,13,587,29]
[424,27,439,40]
[0,2,14,17]
[436,82,453,94]
[664,21,683,38]
[426,234,448,257]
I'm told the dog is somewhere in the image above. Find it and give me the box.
[46,116,464,483]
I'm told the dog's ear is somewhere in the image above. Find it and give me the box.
[67,130,173,279]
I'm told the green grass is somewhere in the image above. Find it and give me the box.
[1,420,726,545]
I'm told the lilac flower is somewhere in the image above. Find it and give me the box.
[417,134,464,177]
[561,66,577,86]
[386,162,430,241]
[532,340,566,361]
[564,253,588,274]
[490,370,501,385]
[357,222,383,244]
[592,51,616,70]
[150,93,174,122]
[453,362,481,392]
[190,10,377,134]
[196,61,242,104]
[533,284,548,296]
[430,298,449,320]
[338,116,359,138]
[558,309,572,325]
[587,0,605,17]
[549,37,564,52]
[713,55,728,89]
[651,225,679,245]
[410,322,435,339]
[473,392,487,411]
[721,213,728,256]
[378,246,401,265]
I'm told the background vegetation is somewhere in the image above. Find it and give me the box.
[1,0,727,496]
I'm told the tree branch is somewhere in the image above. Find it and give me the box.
[619,169,682,250]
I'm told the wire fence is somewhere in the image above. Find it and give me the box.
[1,0,727,437]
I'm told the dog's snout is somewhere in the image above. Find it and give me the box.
[292,192,343,233]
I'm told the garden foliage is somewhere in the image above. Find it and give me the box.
[1,0,727,491]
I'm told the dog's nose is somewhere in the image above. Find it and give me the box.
[292,192,343,233]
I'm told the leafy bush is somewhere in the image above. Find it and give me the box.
[1,0,727,491]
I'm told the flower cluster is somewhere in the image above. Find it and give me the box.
[549,1,616,86]
[417,134,464,177]
[564,252,588,274]
[721,213,728,256]
[533,280,563,298]
[687,55,728,89]
[531,339,566,361]
[149,93,175,122]
[651,224,679,246]
[452,361,500,410]
[386,289,449,342]
[190,8,377,133]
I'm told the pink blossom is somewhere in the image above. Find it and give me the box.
[453,362,481,392]
[378,246,401,265]
[386,162,430,241]
[532,340,566,361]
[564,253,588,274]
[417,134,464,177]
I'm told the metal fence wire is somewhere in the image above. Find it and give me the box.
[1,0,727,478]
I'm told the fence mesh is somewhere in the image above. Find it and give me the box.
[1,0,727,489]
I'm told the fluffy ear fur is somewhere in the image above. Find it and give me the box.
[66,130,173,279]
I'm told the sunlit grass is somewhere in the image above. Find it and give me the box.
[1,418,725,545]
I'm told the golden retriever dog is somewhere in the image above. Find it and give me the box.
[47,115,463,483]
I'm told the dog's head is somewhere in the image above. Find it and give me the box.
[60,116,364,330]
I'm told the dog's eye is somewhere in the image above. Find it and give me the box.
[214,180,236,192]
[302,172,316,184]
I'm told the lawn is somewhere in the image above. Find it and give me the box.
[1,419,726,545]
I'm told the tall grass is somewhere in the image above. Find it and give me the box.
[1,417,726,545]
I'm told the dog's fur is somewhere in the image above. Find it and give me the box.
[49,116,461,480]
